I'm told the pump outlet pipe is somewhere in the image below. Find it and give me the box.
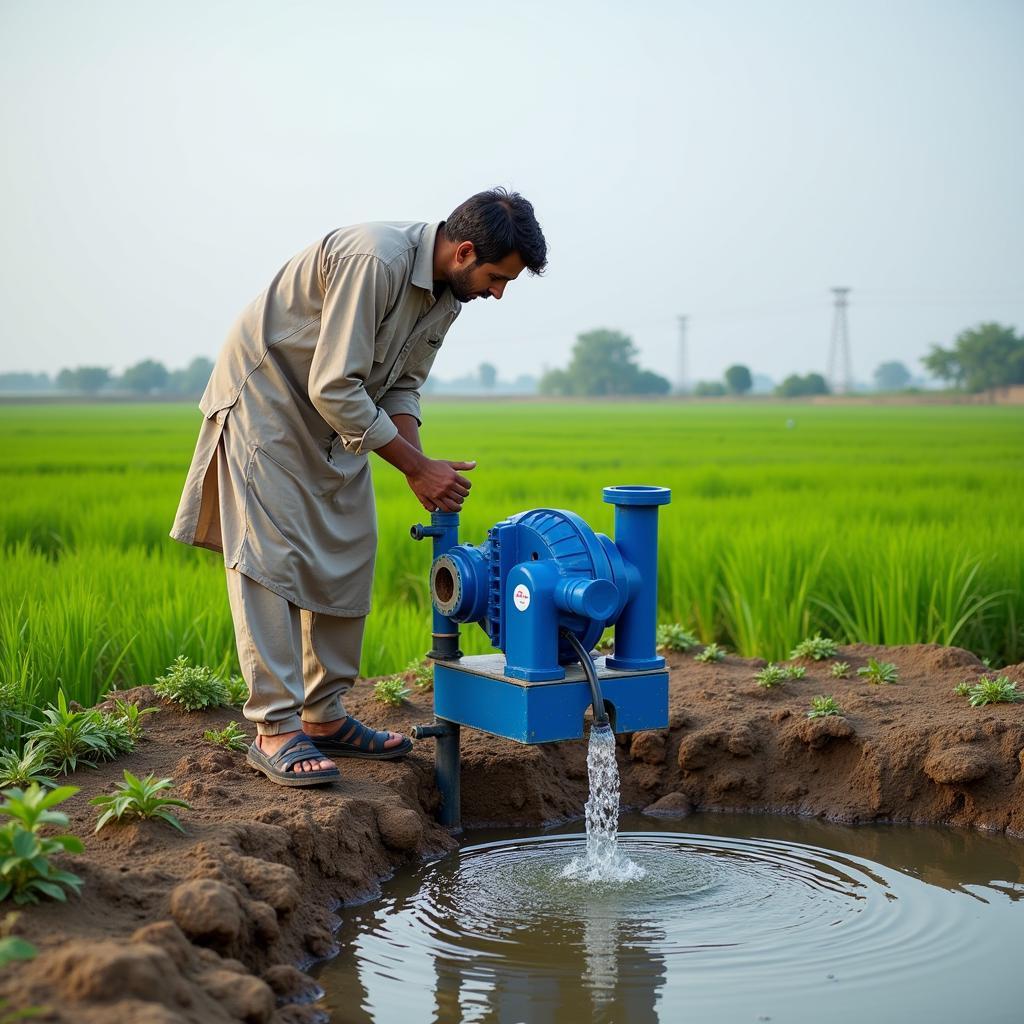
[410,511,462,661]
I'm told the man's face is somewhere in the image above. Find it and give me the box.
[447,244,526,303]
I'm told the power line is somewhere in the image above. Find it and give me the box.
[827,287,853,393]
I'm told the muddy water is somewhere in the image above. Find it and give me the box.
[315,814,1023,1023]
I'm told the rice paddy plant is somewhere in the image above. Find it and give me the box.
[203,722,249,752]
[963,675,1022,707]
[0,784,83,904]
[857,658,898,685]
[807,695,843,719]
[91,771,191,833]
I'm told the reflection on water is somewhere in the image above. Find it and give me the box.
[316,813,1024,1024]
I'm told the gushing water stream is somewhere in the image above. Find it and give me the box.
[560,723,645,883]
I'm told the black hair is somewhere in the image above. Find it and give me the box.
[444,187,547,275]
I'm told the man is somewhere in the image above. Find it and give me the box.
[170,188,547,785]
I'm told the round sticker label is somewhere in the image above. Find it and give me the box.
[512,584,531,612]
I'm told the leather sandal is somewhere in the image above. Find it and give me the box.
[245,734,340,787]
[307,717,413,760]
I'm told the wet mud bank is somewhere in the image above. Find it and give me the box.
[2,643,1022,1022]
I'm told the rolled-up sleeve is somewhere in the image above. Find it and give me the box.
[377,342,443,425]
[307,253,399,454]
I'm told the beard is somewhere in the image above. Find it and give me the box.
[446,263,482,303]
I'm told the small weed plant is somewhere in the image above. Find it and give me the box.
[25,691,116,774]
[224,675,248,708]
[109,699,158,742]
[807,695,843,719]
[656,624,699,653]
[405,659,434,691]
[91,771,191,834]
[373,677,410,707]
[790,633,839,661]
[695,643,726,664]
[964,675,1022,708]
[0,785,83,905]
[952,681,972,697]
[830,661,851,679]
[755,664,786,689]
[783,665,807,680]
[203,721,248,752]
[857,658,898,685]
[0,742,56,790]
[594,632,614,653]
[154,656,229,711]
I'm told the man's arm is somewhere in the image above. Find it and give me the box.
[375,414,475,513]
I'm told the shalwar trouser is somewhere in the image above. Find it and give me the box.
[224,567,365,736]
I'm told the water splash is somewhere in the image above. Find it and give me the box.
[561,724,646,883]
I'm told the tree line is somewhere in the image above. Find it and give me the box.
[0,357,214,396]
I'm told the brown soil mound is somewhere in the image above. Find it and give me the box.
[1,644,1021,1021]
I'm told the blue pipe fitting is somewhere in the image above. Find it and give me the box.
[410,512,462,660]
[602,485,671,671]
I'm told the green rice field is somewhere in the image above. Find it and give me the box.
[1,401,1021,716]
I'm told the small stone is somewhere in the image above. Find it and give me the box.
[198,968,275,1024]
[169,878,243,945]
[376,806,423,851]
[642,792,693,817]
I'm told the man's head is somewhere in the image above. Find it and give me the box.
[439,188,547,303]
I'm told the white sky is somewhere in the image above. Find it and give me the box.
[1,0,1021,385]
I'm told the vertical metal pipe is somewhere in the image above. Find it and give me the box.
[411,511,463,660]
[603,485,671,671]
[435,720,461,829]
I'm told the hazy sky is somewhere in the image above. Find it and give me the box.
[1,0,1022,386]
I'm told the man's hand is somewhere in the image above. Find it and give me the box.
[406,459,475,512]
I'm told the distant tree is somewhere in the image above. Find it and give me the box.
[873,360,911,391]
[539,328,670,396]
[922,322,1024,392]
[168,356,214,396]
[56,366,111,393]
[121,359,169,394]
[478,362,497,389]
[694,380,727,397]
[724,364,753,395]
[775,373,829,398]
[0,371,52,392]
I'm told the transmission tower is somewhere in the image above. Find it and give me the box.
[827,287,852,393]
[676,315,688,394]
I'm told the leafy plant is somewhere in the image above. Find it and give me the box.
[952,681,972,697]
[203,721,248,752]
[110,698,158,741]
[857,658,898,685]
[25,691,114,774]
[98,712,136,757]
[91,771,192,834]
[830,661,851,679]
[656,623,699,653]
[754,664,787,689]
[694,643,726,663]
[405,658,434,691]
[0,785,84,905]
[0,742,56,790]
[224,675,248,708]
[783,665,807,680]
[964,675,1022,708]
[0,936,37,970]
[153,655,229,711]
[594,632,614,653]
[373,677,410,707]
[807,695,843,719]
[790,633,839,661]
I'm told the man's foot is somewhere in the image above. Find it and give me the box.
[302,716,413,759]
[258,730,336,774]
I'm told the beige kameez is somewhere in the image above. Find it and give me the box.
[170,221,461,617]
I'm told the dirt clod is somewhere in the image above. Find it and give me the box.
[170,879,244,946]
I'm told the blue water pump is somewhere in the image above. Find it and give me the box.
[411,485,671,827]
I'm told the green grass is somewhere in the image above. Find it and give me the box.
[1,401,1022,712]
